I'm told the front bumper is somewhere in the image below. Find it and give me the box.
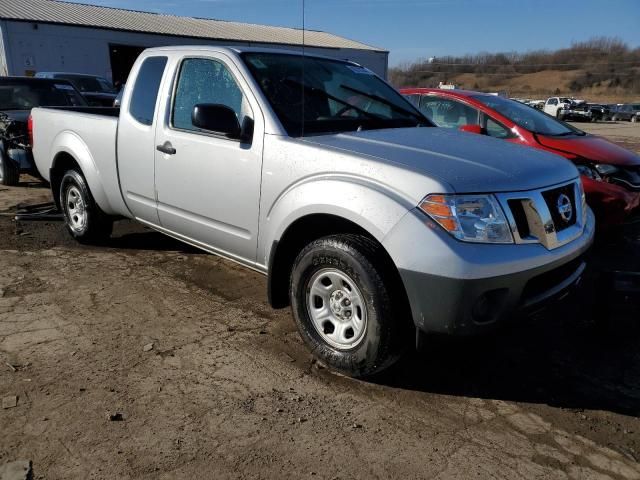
[582,176,640,227]
[382,207,595,335]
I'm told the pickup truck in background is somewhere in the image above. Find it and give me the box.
[31,46,595,377]
[543,97,575,118]
[0,76,87,185]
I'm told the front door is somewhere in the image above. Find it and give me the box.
[154,55,264,264]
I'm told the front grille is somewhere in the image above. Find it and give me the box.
[496,180,585,250]
[541,184,577,232]
[508,199,530,238]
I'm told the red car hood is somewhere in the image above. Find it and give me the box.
[535,134,640,167]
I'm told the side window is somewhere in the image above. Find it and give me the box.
[404,94,420,107]
[483,115,512,139]
[129,56,168,126]
[419,97,479,128]
[550,98,558,106]
[172,58,249,133]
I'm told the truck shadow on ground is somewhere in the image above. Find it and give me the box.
[383,230,640,418]
[385,307,640,418]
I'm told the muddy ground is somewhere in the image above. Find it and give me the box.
[1,123,640,479]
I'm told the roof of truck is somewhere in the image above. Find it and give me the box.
[0,0,387,53]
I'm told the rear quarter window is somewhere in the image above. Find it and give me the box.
[129,56,168,126]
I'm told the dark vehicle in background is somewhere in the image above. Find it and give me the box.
[560,103,608,122]
[0,76,87,185]
[612,103,640,122]
[35,72,117,107]
[604,104,620,121]
[401,88,640,227]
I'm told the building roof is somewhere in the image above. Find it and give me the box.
[0,0,386,52]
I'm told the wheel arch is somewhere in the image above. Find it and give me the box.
[48,132,114,214]
[267,213,411,323]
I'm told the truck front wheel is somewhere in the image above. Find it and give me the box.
[60,170,113,243]
[290,234,406,378]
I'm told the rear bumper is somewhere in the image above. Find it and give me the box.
[383,208,595,335]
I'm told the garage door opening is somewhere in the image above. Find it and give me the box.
[109,44,146,86]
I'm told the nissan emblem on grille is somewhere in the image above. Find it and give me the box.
[557,194,573,223]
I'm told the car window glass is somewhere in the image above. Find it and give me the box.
[172,57,250,133]
[419,97,478,128]
[404,94,420,107]
[129,56,168,126]
[484,116,511,139]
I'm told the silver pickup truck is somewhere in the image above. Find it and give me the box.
[32,46,595,377]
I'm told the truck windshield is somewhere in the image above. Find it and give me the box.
[472,95,584,137]
[242,52,430,136]
[0,81,87,110]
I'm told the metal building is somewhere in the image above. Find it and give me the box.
[0,0,389,85]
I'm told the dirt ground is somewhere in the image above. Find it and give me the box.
[1,123,640,479]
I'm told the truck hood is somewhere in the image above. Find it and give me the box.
[535,133,640,167]
[301,127,578,193]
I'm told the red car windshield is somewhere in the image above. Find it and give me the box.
[472,95,584,137]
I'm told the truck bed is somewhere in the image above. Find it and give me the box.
[31,107,129,216]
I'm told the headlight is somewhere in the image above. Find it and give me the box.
[577,164,601,180]
[419,194,513,244]
[577,163,619,180]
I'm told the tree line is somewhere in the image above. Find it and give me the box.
[389,37,640,95]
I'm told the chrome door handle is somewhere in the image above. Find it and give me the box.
[156,142,176,155]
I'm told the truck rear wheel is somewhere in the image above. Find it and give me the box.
[60,169,113,243]
[289,234,406,378]
[0,151,20,186]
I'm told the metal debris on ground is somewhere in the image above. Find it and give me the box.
[2,395,18,409]
[0,460,32,480]
[143,343,154,352]
[14,202,63,222]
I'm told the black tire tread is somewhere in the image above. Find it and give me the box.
[290,233,407,378]
[0,154,20,186]
[60,169,113,244]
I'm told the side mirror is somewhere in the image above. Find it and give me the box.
[192,104,242,139]
[459,124,486,135]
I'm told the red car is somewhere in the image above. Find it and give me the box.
[401,88,640,227]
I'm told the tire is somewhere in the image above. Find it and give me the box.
[0,151,20,186]
[59,169,113,243]
[290,234,408,378]
[556,109,563,119]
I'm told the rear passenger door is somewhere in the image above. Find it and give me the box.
[153,54,264,264]
[117,55,169,225]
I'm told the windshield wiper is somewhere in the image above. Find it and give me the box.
[284,79,381,121]
[339,84,427,124]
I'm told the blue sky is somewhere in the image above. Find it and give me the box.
[65,0,640,66]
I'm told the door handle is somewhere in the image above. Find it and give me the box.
[156,142,176,155]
